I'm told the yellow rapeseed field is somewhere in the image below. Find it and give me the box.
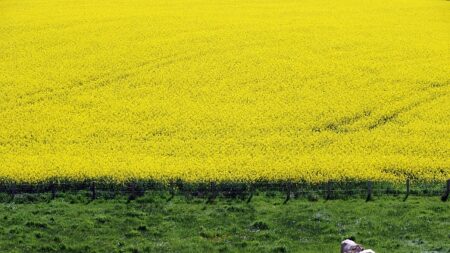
[0,0,449,183]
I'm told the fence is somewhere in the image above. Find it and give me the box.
[0,179,448,203]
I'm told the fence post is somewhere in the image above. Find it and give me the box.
[206,182,217,204]
[9,182,16,202]
[441,179,450,202]
[326,181,333,200]
[127,181,136,202]
[403,178,410,201]
[283,181,292,204]
[167,180,175,202]
[51,181,56,200]
[366,181,373,202]
[246,184,253,203]
[90,181,96,200]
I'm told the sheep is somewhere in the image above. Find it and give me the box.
[341,239,375,253]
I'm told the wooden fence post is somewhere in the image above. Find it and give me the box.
[441,179,450,202]
[90,181,96,200]
[51,181,57,200]
[326,181,333,200]
[206,182,217,204]
[283,181,292,204]
[366,181,373,202]
[167,180,175,202]
[403,178,410,201]
[246,184,253,203]
[127,181,136,202]
[9,182,16,202]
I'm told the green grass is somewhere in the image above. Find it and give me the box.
[0,192,448,253]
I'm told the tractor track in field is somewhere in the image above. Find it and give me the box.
[0,41,266,113]
[311,80,450,133]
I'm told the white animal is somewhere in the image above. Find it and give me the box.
[341,239,376,253]
[341,239,363,253]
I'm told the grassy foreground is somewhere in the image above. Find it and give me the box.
[0,192,448,253]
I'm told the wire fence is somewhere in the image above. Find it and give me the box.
[0,179,448,203]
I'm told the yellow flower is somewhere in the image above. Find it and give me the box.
[0,0,448,183]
